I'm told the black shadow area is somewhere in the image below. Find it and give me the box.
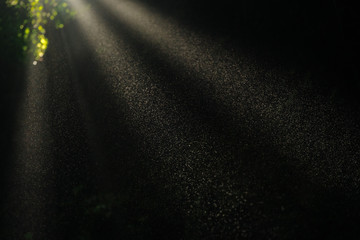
[0,54,27,240]
[0,4,27,239]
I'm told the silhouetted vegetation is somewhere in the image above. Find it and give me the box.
[0,1,27,64]
[1,0,74,62]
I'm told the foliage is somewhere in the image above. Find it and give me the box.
[0,3,27,64]
[4,0,75,62]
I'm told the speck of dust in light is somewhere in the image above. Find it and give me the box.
[33,60,38,65]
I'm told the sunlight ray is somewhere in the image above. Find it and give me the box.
[68,0,250,232]
[4,61,54,239]
[97,0,360,189]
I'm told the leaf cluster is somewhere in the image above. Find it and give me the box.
[5,0,75,61]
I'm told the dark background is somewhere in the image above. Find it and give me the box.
[1,0,360,239]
